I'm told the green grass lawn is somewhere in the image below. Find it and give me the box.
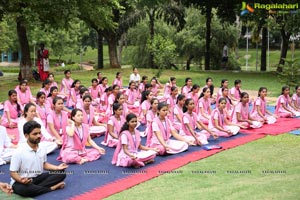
[106,134,300,200]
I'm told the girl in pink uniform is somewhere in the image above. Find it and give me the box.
[47,86,59,109]
[138,76,148,94]
[150,77,163,99]
[112,113,158,168]
[147,102,193,155]
[99,77,109,95]
[140,91,153,124]
[166,86,179,122]
[68,80,81,108]
[187,84,200,112]
[275,86,300,117]
[36,92,51,127]
[102,103,126,147]
[216,79,229,100]
[15,80,35,109]
[1,90,21,129]
[216,87,233,118]
[232,92,263,129]
[125,81,140,113]
[250,87,277,124]
[181,99,218,145]
[39,79,51,97]
[99,86,112,112]
[47,73,58,88]
[181,77,192,95]
[81,95,106,137]
[292,85,300,110]
[164,77,176,98]
[113,72,123,88]
[144,98,159,138]
[229,79,242,104]
[203,77,215,104]
[47,97,68,145]
[88,78,101,107]
[172,94,185,131]
[60,70,73,99]
[197,87,212,125]
[208,98,242,137]
[58,108,105,164]
[114,92,130,119]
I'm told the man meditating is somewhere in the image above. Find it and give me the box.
[10,120,68,197]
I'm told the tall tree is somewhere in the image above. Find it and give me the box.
[77,0,120,69]
[137,0,185,68]
[0,0,78,80]
[182,0,240,70]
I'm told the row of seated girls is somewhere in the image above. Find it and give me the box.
[1,68,300,168]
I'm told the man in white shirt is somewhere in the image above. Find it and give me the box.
[222,42,228,70]
[10,120,68,197]
[129,67,140,86]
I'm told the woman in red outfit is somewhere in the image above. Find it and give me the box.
[37,43,49,81]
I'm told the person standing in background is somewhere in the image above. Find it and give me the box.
[37,43,49,81]
[222,42,228,70]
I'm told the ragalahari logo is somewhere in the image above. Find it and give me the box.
[240,2,255,16]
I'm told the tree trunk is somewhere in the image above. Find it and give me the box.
[118,33,127,65]
[16,17,33,80]
[204,5,212,70]
[97,29,104,69]
[277,27,291,72]
[260,27,267,72]
[149,9,155,69]
[186,55,194,70]
[106,33,120,68]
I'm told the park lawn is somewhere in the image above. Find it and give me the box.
[0,68,283,102]
[106,134,300,200]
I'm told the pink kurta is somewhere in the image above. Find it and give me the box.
[82,105,106,136]
[1,100,20,128]
[60,78,73,97]
[275,95,300,117]
[181,112,209,144]
[113,79,123,88]
[148,117,188,155]
[36,102,51,127]
[230,87,241,100]
[68,88,80,107]
[187,92,199,112]
[232,102,262,129]
[208,109,240,137]
[101,115,125,147]
[140,100,151,124]
[181,85,191,95]
[125,89,140,113]
[58,124,101,164]
[112,130,156,168]
[39,88,50,98]
[172,105,184,131]
[89,85,100,106]
[15,87,33,107]
[250,97,276,124]
[197,97,211,124]
[47,110,68,137]
[292,93,300,108]
[99,84,108,95]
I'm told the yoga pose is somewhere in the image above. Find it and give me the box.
[112,113,158,168]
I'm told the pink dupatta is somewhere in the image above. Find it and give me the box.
[112,130,141,165]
